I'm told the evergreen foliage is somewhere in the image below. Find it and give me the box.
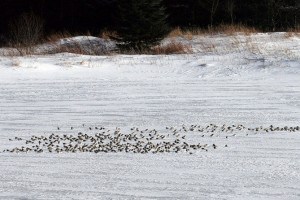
[115,0,169,51]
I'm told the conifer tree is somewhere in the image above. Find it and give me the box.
[115,0,169,52]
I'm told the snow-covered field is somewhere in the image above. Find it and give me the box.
[0,33,300,199]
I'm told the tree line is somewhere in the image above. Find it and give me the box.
[0,0,299,44]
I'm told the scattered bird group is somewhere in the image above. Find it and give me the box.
[4,126,212,154]
[167,124,300,134]
[4,124,299,154]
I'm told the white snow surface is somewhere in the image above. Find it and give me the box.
[0,33,300,199]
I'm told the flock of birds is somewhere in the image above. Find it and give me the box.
[3,124,300,154]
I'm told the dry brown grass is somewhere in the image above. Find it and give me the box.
[46,31,80,43]
[284,27,300,38]
[168,27,185,37]
[284,31,295,38]
[117,41,191,55]
[210,24,258,35]
[168,24,258,39]
[287,26,300,32]
[151,41,192,55]
[198,41,216,53]
[167,27,197,39]
[100,30,118,40]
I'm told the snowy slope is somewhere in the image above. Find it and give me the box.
[0,33,299,199]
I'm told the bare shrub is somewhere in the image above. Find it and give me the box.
[8,12,44,55]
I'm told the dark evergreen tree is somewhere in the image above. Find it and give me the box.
[115,0,169,51]
[1,0,299,43]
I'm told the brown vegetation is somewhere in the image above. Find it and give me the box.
[168,24,258,39]
[151,41,191,55]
